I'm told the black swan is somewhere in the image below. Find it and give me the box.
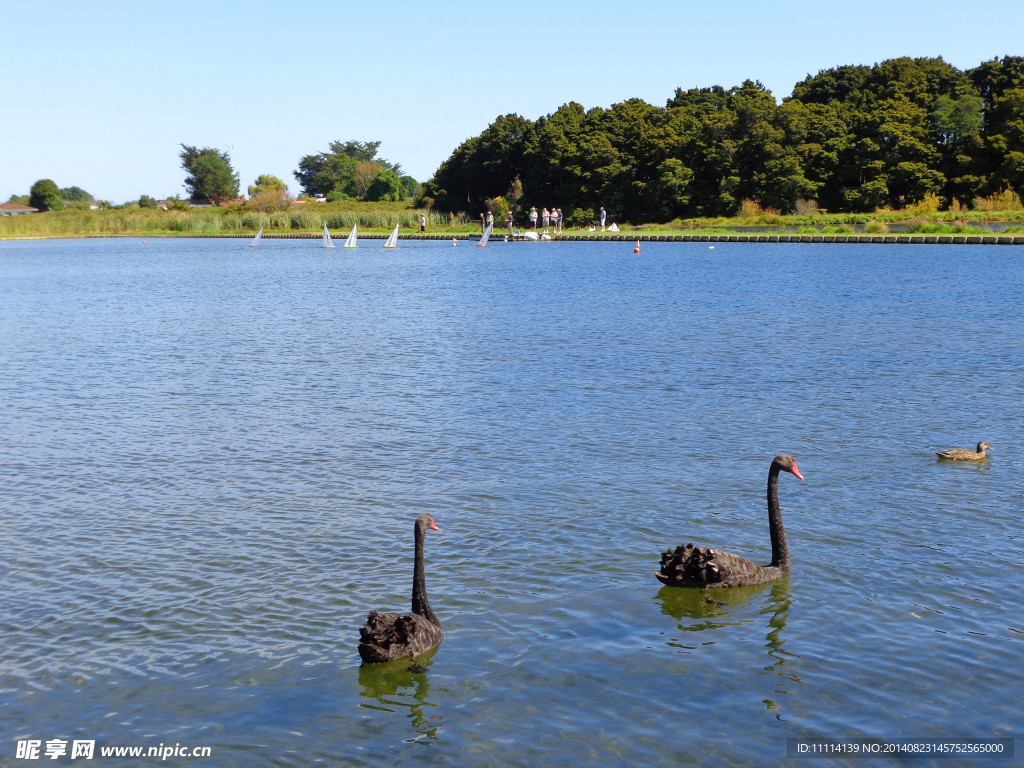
[656,455,804,589]
[935,441,991,461]
[358,514,443,664]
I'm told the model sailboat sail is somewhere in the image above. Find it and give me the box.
[249,226,263,247]
[322,222,335,247]
[383,223,399,248]
[343,223,358,248]
[476,221,493,247]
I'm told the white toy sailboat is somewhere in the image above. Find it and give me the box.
[249,226,263,247]
[343,223,357,248]
[476,221,493,247]
[322,222,335,247]
[383,223,399,248]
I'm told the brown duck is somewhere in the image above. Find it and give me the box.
[656,455,804,589]
[358,514,444,664]
[935,441,991,461]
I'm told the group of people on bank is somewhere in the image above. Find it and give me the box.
[479,205,609,236]
[526,206,566,234]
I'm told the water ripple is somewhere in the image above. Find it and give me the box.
[2,239,1022,766]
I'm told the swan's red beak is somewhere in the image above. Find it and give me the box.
[429,518,440,531]
[791,463,804,481]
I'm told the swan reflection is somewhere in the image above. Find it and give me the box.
[655,580,779,626]
[357,648,443,743]
[655,581,801,717]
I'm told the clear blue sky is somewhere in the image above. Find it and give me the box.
[4,0,1022,203]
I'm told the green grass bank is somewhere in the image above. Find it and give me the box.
[3,201,1024,240]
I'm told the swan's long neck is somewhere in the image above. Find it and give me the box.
[411,521,438,625]
[767,463,789,569]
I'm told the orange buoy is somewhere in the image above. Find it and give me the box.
[633,241,640,254]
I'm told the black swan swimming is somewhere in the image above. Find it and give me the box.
[656,455,804,589]
[358,514,443,663]
[935,441,991,461]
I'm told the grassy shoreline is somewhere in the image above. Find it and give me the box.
[2,203,1024,241]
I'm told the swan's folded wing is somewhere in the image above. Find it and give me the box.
[658,543,725,586]
[358,611,443,663]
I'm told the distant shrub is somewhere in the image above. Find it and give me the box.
[973,187,1023,212]
[738,199,762,218]
[794,198,819,216]
[486,196,509,225]
[567,207,594,227]
[246,188,293,212]
[863,220,889,234]
[907,192,941,215]
[951,221,988,234]
[904,218,945,233]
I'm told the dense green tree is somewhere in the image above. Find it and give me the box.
[246,175,293,211]
[969,58,1024,196]
[138,194,158,208]
[179,145,240,205]
[421,114,536,214]
[790,64,872,106]
[29,179,64,211]
[295,151,356,198]
[60,186,93,202]
[987,87,1024,194]
[364,168,405,202]
[968,56,1024,113]
[335,140,384,164]
[400,174,422,199]
[422,54,1024,220]
[247,174,288,196]
[293,140,400,199]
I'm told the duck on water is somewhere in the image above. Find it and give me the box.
[935,441,991,462]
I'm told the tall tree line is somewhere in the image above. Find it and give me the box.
[420,56,1024,221]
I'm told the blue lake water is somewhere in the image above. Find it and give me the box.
[1,237,1021,767]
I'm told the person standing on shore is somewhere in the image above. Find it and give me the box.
[506,210,514,235]
[529,207,538,231]
[599,207,606,231]
[480,212,486,233]
[486,210,494,230]
[420,214,426,233]
[542,207,550,232]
